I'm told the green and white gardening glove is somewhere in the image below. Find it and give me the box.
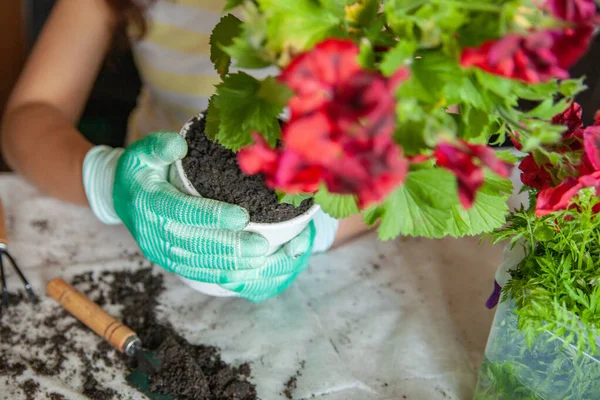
[82,132,335,302]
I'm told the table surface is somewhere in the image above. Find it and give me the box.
[0,173,527,400]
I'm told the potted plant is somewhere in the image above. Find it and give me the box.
[474,101,600,399]
[168,0,597,294]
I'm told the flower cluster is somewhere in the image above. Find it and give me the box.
[206,0,598,240]
[517,103,600,216]
[238,39,410,207]
[460,0,596,83]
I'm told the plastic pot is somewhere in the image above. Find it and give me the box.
[474,259,600,400]
[169,113,320,297]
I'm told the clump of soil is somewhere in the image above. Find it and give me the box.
[0,266,257,400]
[182,114,313,223]
[30,219,50,234]
[282,360,306,399]
[20,379,39,400]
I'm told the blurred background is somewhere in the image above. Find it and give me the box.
[0,0,141,172]
[0,1,599,172]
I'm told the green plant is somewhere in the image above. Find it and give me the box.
[201,0,597,240]
[489,189,600,354]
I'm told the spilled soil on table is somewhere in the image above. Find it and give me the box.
[0,266,256,400]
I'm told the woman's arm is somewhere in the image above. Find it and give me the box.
[1,0,117,204]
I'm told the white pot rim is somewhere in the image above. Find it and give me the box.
[174,112,320,229]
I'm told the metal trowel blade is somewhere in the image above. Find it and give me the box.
[126,349,174,400]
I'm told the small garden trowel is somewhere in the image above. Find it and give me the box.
[47,278,174,399]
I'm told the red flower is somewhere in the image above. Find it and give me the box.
[584,124,600,171]
[324,136,408,207]
[239,38,410,207]
[553,102,584,134]
[550,24,594,70]
[279,39,363,118]
[461,32,569,83]
[434,140,513,208]
[546,0,597,23]
[519,155,553,189]
[536,177,583,216]
[536,171,600,216]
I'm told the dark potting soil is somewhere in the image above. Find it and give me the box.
[0,267,257,400]
[282,360,305,399]
[182,114,313,223]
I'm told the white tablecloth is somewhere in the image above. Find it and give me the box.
[0,172,525,400]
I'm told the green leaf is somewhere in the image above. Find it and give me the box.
[205,96,221,141]
[373,169,456,240]
[212,72,284,150]
[495,150,519,164]
[259,0,342,56]
[222,2,272,69]
[409,50,462,103]
[559,77,587,98]
[370,168,511,240]
[210,14,242,76]
[380,41,417,77]
[257,76,293,108]
[525,98,570,120]
[459,105,493,141]
[224,0,245,11]
[474,70,516,102]
[358,38,375,69]
[277,192,314,207]
[314,185,360,219]
[345,0,379,26]
[446,172,512,237]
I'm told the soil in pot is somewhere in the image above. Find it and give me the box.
[182,115,313,223]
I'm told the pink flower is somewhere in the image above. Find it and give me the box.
[434,140,513,208]
[546,0,597,23]
[460,32,569,83]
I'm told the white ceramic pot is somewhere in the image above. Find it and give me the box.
[169,113,320,297]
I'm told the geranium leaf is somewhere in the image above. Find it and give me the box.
[371,168,511,240]
[258,0,342,57]
[314,185,360,219]
[277,192,314,207]
[210,14,242,76]
[222,3,272,69]
[213,72,284,150]
[224,0,245,11]
[380,41,417,77]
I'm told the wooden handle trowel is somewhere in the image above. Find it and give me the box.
[47,278,173,399]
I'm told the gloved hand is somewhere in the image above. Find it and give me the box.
[82,132,337,302]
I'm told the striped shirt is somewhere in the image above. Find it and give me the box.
[127,0,274,143]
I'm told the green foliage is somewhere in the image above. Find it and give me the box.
[258,0,344,61]
[224,0,245,11]
[314,185,360,219]
[209,73,289,151]
[366,167,512,240]
[489,190,600,355]
[210,14,242,76]
[221,3,273,69]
